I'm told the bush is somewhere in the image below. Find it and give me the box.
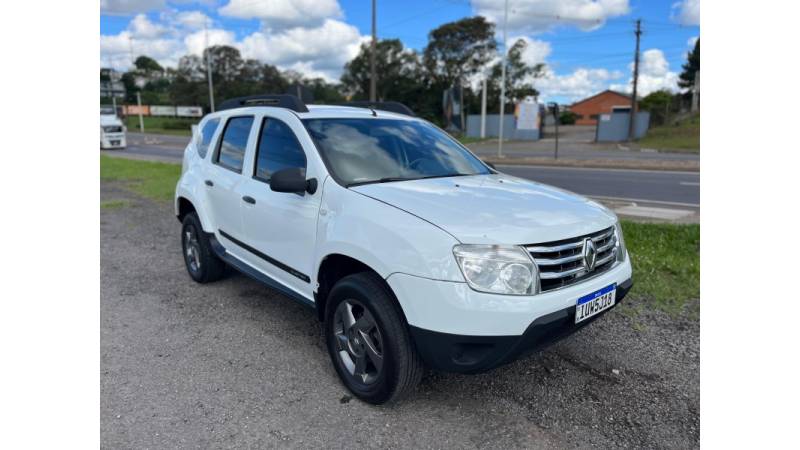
[559,110,577,125]
[161,119,194,130]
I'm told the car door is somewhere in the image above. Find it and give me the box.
[237,114,321,298]
[203,115,255,245]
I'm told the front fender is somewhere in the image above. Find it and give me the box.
[314,179,464,284]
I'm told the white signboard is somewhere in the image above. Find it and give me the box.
[517,101,539,130]
[177,106,203,118]
[150,105,176,116]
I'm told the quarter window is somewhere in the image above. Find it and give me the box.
[215,116,253,173]
[254,118,307,181]
[197,118,220,158]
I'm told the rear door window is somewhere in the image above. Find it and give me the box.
[197,118,220,158]
[215,116,254,173]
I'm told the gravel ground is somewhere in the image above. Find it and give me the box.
[101,182,699,449]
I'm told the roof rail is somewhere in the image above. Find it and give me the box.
[342,101,415,117]
[217,94,309,113]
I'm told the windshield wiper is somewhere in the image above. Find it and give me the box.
[347,173,479,188]
[347,177,413,187]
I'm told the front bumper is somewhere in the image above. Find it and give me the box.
[101,135,126,149]
[409,278,632,373]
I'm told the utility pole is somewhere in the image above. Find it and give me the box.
[136,91,144,133]
[370,0,377,102]
[691,70,700,112]
[128,36,135,69]
[105,55,118,115]
[480,76,487,138]
[627,19,641,141]
[205,19,216,112]
[497,0,508,157]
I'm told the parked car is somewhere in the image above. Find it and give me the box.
[174,95,633,404]
[100,108,126,149]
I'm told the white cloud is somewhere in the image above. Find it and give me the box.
[672,0,700,26]
[472,0,630,33]
[183,28,236,56]
[687,36,698,47]
[536,67,624,102]
[609,49,679,96]
[100,0,166,15]
[239,19,367,81]
[129,13,168,38]
[218,0,342,28]
[174,11,212,30]
[509,36,552,65]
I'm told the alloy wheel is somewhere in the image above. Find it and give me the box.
[333,299,384,385]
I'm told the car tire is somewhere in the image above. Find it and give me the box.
[181,212,226,283]
[324,272,423,404]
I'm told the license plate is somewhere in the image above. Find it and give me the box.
[575,283,616,323]
[111,140,120,146]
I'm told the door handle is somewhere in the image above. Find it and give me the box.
[204,180,214,187]
[242,195,256,205]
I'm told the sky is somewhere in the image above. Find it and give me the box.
[100,0,700,104]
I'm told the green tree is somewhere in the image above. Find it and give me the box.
[679,39,700,89]
[134,55,163,73]
[640,89,679,126]
[422,16,496,87]
[489,38,545,112]
[341,39,421,102]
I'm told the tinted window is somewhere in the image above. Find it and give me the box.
[197,118,220,158]
[302,118,489,186]
[215,116,253,172]
[254,119,307,181]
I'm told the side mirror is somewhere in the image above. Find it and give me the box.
[270,167,317,195]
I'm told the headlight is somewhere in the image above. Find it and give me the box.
[614,222,627,262]
[453,245,538,295]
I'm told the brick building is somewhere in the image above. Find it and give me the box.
[570,90,632,126]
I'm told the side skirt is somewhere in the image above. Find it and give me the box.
[207,232,316,310]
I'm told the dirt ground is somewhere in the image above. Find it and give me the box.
[101,182,699,449]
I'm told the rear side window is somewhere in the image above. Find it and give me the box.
[197,118,220,158]
[215,116,254,173]
[254,118,307,182]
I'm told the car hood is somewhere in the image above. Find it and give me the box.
[100,115,123,127]
[351,173,617,244]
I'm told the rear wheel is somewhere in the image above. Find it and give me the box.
[181,212,226,283]
[324,272,423,404]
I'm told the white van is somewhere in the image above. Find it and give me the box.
[100,108,126,149]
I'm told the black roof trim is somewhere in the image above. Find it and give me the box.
[342,101,415,117]
[217,94,309,113]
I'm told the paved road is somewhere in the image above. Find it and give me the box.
[497,165,700,206]
[101,183,700,448]
[109,132,700,206]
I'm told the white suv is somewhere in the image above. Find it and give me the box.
[175,95,633,404]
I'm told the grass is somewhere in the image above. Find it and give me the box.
[621,220,700,315]
[638,113,700,152]
[100,199,130,209]
[100,155,181,202]
[99,156,700,314]
[123,115,197,136]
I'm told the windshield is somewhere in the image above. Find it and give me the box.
[302,118,490,186]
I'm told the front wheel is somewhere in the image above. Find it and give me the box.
[324,272,423,404]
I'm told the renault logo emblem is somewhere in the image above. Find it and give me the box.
[583,238,597,271]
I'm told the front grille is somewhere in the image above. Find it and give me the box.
[103,126,123,133]
[526,226,618,292]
